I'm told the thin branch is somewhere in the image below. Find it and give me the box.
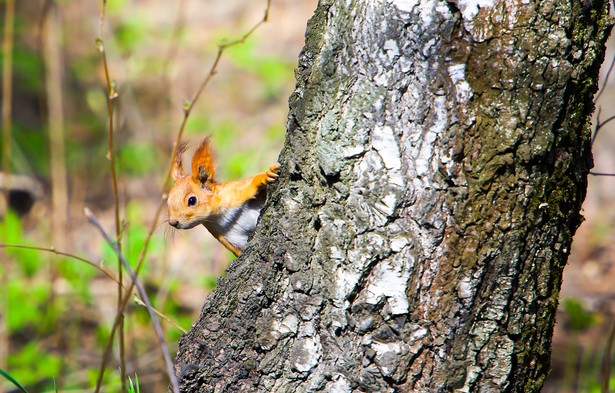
[134,296,187,333]
[96,0,127,393]
[185,0,272,115]
[591,107,615,146]
[84,208,180,393]
[590,171,615,177]
[599,114,615,128]
[0,243,119,283]
[592,106,603,145]
[593,114,615,145]
[95,0,126,389]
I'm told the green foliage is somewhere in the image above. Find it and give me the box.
[114,17,147,53]
[107,0,130,13]
[7,280,51,332]
[588,376,615,393]
[227,151,258,178]
[7,343,62,388]
[1,211,40,277]
[200,275,218,291]
[186,114,213,136]
[227,40,295,99]
[0,45,44,92]
[119,141,161,175]
[101,201,163,272]
[562,298,597,331]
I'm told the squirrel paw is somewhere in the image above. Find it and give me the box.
[265,163,280,183]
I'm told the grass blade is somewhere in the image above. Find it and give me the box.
[0,367,30,393]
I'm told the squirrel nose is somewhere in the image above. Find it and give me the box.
[169,219,179,228]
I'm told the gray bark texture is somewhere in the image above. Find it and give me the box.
[174,0,611,391]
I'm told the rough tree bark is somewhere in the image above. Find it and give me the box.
[174,0,611,391]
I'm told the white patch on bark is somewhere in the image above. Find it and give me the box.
[383,39,400,61]
[292,335,322,373]
[390,236,409,252]
[375,192,398,217]
[457,0,500,41]
[390,0,419,13]
[372,126,401,172]
[374,73,390,86]
[416,96,447,177]
[363,257,410,315]
[335,266,361,302]
[371,341,402,376]
[372,125,405,188]
[457,0,496,20]
[410,325,429,341]
[448,64,473,102]
[272,314,299,339]
[457,275,473,299]
[327,375,352,393]
[459,320,513,391]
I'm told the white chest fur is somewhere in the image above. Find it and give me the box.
[204,202,262,251]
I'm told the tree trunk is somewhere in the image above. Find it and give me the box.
[174,0,611,391]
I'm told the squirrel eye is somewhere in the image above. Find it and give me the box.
[187,196,197,206]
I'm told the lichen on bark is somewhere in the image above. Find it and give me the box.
[173,0,612,392]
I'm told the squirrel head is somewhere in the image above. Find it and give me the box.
[167,137,218,229]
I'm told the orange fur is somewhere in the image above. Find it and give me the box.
[172,142,188,181]
[167,137,279,257]
[191,137,216,185]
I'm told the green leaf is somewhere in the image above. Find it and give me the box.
[127,374,140,393]
[0,367,30,393]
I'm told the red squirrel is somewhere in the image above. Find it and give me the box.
[167,137,280,256]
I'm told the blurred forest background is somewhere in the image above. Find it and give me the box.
[0,0,614,392]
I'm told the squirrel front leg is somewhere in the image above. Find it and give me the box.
[215,163,280,210]
[214,234,242,257]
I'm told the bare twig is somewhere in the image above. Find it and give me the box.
[134,296,187,333]
[93,1,273,387]
[591,107,615,146]
[0,242,187,342]
[95,0,127,390]
[0,0,15,387]
[590,171,615,177]
[590,111,615,176]
[184,0,272,119]
[84,208,180,393]
[0,243,119,283]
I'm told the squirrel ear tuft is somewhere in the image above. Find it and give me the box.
[171,142,188,181]
[191,137,215,185]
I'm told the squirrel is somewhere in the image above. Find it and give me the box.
[167,137,280,256]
